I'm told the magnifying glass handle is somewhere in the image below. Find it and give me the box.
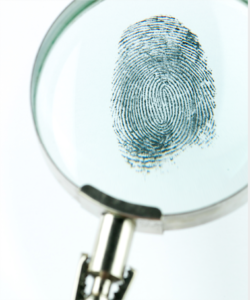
[72,213,135,300]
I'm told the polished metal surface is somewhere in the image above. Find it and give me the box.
[30,0,248,233]
[85,276,111,300]
[71,253,89,300]
[88,213,135,280]
[71,220,135,300]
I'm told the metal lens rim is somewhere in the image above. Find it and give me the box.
[30,0,248,233]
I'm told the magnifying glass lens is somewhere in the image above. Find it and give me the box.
[34,0,247,214]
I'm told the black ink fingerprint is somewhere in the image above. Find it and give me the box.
[111,16,216,170]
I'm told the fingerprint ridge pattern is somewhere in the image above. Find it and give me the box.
[111,16,216,170]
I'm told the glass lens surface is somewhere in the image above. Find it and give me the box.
[34,0,248,214]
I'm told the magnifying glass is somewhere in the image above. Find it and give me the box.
[31,0,248,299]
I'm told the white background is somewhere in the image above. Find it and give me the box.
[0,1,248,300]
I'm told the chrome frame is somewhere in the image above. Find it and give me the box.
[30,0,248,234]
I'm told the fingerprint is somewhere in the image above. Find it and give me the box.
[111,16,216,170]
